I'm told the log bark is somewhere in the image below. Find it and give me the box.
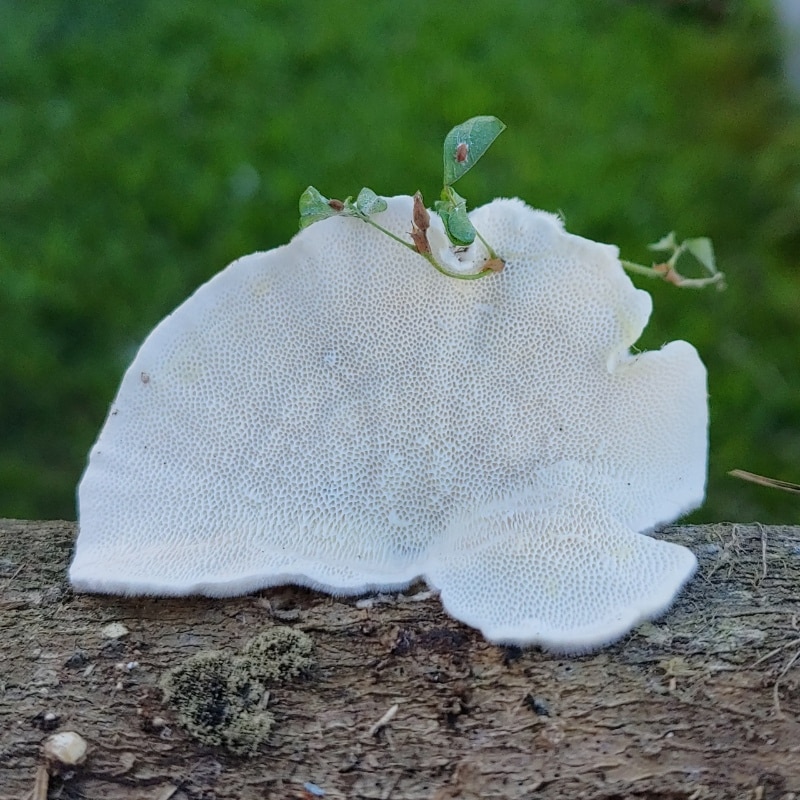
[1,519,799,800]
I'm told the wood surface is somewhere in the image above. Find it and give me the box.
[1,519,799,799]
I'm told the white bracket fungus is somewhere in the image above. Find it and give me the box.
[70,196,708,651]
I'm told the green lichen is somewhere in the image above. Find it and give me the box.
[160,626,314,756]
[241,626,315,682]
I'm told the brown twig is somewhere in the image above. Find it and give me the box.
[729,469,800,494]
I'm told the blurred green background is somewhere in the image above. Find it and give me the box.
[1,0,798,524]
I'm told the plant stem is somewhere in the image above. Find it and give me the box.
[475,229,499,260]
[362,216,494,281]
[361,217,419,253]
[620,259,726,289]
[619,259,663,279]
[427,257,495,281]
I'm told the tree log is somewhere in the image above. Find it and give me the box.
[1,520,799,799]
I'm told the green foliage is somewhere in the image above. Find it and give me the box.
[300,114,721,283]
[159,627,314,756]
[621,231,725,288]
[434,186,476,246]
[298,185,388,229]
[435,115,505,249]
[441,116,506,187]
[355,187,388,217]
[299,116,505,273]
[1,0,799,523]
[298,186,339,229]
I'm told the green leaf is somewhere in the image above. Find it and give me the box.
[298,186,338,230]
[441,203,476,246]
[684,237,716,273]
[435,188,476,246]
[442,115,506,186]
[355,187,388,216]
[648,231,678,253]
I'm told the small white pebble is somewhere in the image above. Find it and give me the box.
[43,731,88,767]
[101,622,129,639]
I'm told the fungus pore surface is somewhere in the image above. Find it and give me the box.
[71,196,708,650]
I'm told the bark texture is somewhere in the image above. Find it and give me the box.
[1,519,799,800]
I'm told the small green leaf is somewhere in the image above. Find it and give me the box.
[684,237,716,273]
[443,115,506,186]
[435,188,476,246]
[443,204,476,245]
[298,186,338,230]
[648,231,678,253]
[355,187,388,216]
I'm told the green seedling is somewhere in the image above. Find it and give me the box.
[434,115,506,253]
[299,116,506,280]
[621,231,726,289]
[299,116,724,290]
